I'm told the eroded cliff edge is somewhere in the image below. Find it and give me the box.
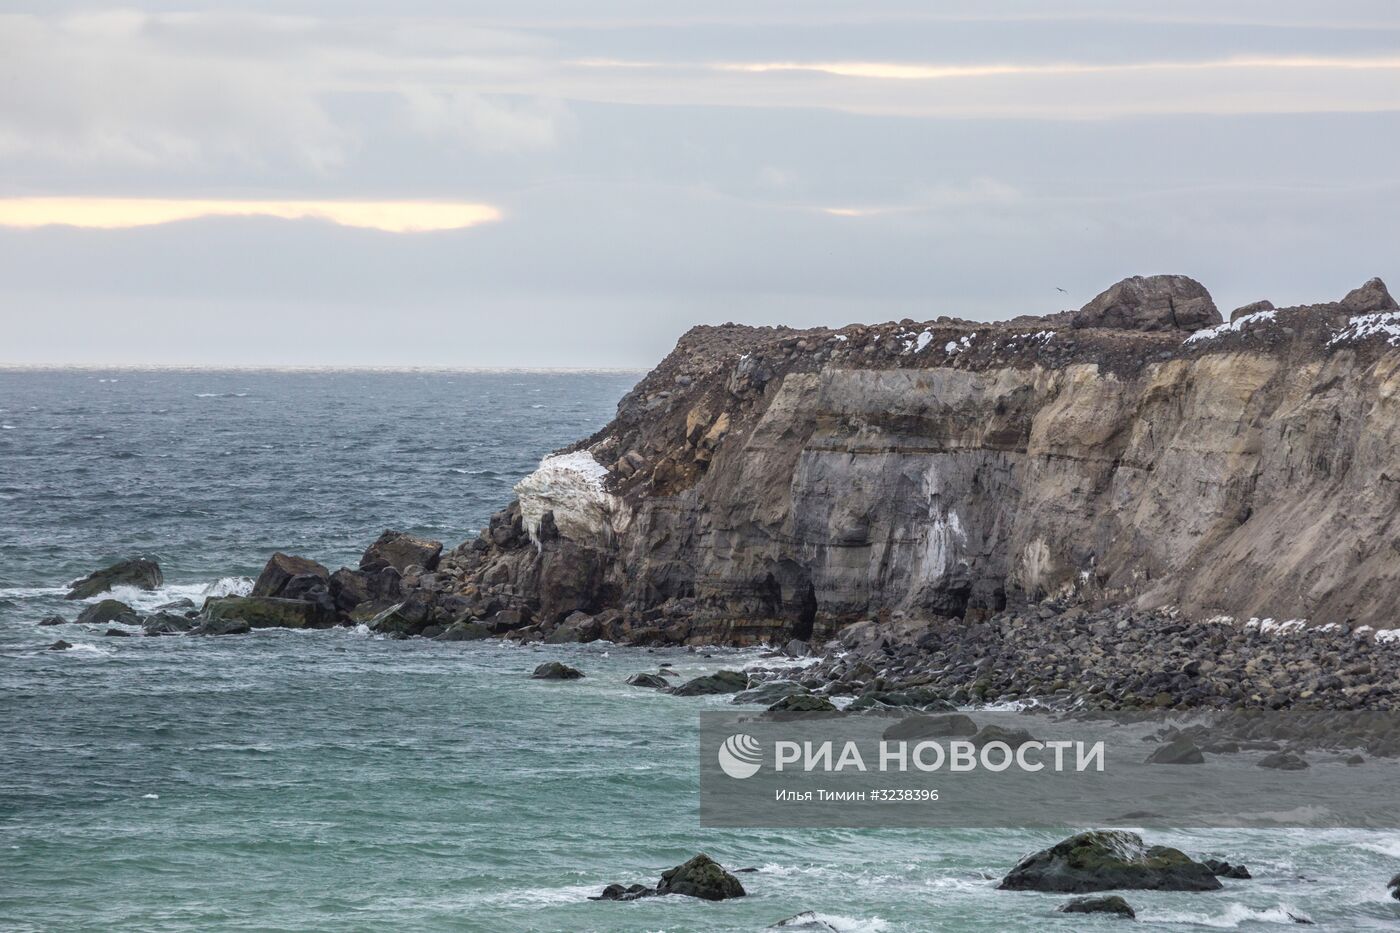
[439,274,1400,644]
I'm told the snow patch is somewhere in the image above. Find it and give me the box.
[945,332,976,355]
[514,450,628,546]
[1328,310,1400,347]
[1184,309,1277,344]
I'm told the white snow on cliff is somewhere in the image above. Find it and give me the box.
[1184,309,1277,344]
[1328,311,1400,347]
[514,450,627,546]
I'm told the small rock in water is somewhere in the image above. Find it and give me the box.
[103,628,131,637]
[589,883,655,902]
[1257,750,1309,770]
[64,557,163,600]
[1145,736,1206,765]
[767,694,836,713]
[883,713,979,743]
[1056,895,1136,918]
[48,640,73,651]
[1202,858,1251,879]
[667,670,748,696]
[656,853,746,900]
[531,661,584,680]
[76,599,140,627]
[998,830,1221,892]
[189,617,251,636]
[37,615,67,626]
[625,672,669,689]
[1388,872,1400,901]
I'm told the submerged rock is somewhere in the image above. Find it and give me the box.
[769,912,841,930]
[998,830,1222,893]
[971,724,1038,749]
[883,713,979,743]
[1057,895,1136,918]
[656,853,747,900]
[1388,872,1400,900]
[531,661,584,680]
[589,883,655,902]
[64,558,163,600]
[360,530,442,573]
[142,611,196,636]
[75,599,140,627]
[668,670,749,696]
[1257,750,1309,770]
[1145,736,1205,765]
[626,672,670,689]
[37,615,68,626]
[48,639,73,650]
[103,628,131,637]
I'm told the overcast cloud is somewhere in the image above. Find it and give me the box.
[2,1,1398,367]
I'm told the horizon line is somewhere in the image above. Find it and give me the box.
[0,363,648,375]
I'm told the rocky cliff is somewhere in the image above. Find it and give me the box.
[436,275,1400,645]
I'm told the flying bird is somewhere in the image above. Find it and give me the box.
[1055,287,1067,294]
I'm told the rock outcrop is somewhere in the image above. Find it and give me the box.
[432,273,1400,643]
[998,830,1222,892]
[65,558,162,600]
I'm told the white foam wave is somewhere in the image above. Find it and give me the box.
[61,644,115,658]
[773,912,889,932]
[1140,903,1311,927]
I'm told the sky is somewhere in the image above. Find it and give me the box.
[2,1,1399,368]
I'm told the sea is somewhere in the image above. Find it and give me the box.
[2,369,1398,931]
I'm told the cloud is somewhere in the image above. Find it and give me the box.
[0,197,502,233]
[711,55,1400,80]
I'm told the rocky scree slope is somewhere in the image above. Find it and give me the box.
[434,274,1400,645]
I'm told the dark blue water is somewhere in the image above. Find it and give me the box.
[3,370,1399,931]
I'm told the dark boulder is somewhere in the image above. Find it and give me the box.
[1146,736,1205,765]
[48,639,73,650]
[153,597,196,612]
[732,681,809,706]
[669,670,749,696]
[626,672,671,689]
[1257,750,1309,770]
[366,601,433,637]
[252,552,331,600]
[487,607,534,633]
[883,713,979,743]
[435,621,493,641]
[1340,276,1398,314]
[37,615,67,626]
[655,853,746,900]
[1071,275,1220,333]
[848,687,955,712]
[971,724,1038,749]
[1057,895,1136,918]
[768,694,837,713]
[589,883,656,902]
[545,611,602,644]
[103,628,132,637]
[998,830,1222,893]
[1230,299,1275,322]
[76,599,140,627]
[360,530,442,573]
[330,566,402,616]
[1202,859,1251,880]
[190,617,251,636]
[769,913,841,930]
[1389,872,1400,901]
[531,661,584,680]
[143,611,196,636]
[64,558,163,600]
[201,595,337,630]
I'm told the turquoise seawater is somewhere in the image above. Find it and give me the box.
[3,371,1399,931]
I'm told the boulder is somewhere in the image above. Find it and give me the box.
[668,670,749,696]
[1145,736,1205,765]
[435,621,492,641]
[201,595,337,630]
[1057,895,1136,918]
[1389,872,1400,901]
[487,607,534,633]
[883,713,979,743]
[190,617,251,636]
[48,639,73,650]
[767,694,836,713]
[998,830,1222,893]
[971,724,1038,749]
[142,611,196,636]
[329,566,402,616]
[531,661,584,680]
[76,599,140,627]
[64,558,163,600]
[545,611,602,644]
[103,627,131,637]
[783,639,811,657]
[1071,275,1221,333]
[367,601,430,637]
[1257,750,1309,770]
[153,597,195,611]
[360,530,442,573]
[37,615,67,626]
[252,552,331,600]
[589,883,655,902]
[626,672,671,689]
[1340,277,1398,314]
[655,853,746,900]
[848,687,955,712]
[1230,299,1275,322]
[732,681,810,706]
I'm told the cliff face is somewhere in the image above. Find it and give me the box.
[445,276,1400,644]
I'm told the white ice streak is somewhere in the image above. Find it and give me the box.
[1184,309,1278,344]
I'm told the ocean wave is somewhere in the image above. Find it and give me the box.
[58,644,115,658]
[1140,903,1312,927]
[773,912,890,932]
[194,392,250,398]
[449,468,499,476]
